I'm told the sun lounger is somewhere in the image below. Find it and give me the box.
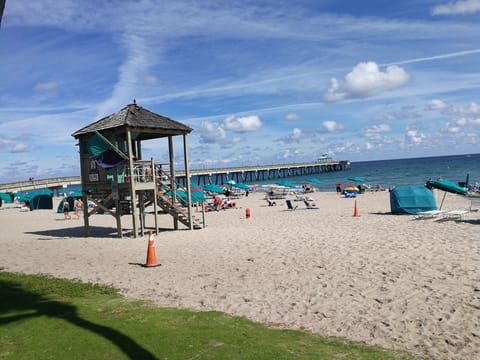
[443,209,469,220]
[414,210,445,219]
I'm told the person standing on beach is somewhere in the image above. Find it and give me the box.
[74,198,83,218]
[62,199,71,220]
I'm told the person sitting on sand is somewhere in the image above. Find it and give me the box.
[266,198,276,206]
[213,196,223,210]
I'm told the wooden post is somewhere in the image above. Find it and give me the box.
[168,136,178,230]
[183,134,193,230]
[152,158,159,235]
[126,128,139,237]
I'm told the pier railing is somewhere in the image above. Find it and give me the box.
[0,160,349,192]
[0,176,81,193]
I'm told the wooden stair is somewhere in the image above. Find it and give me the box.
[155,192,202,229]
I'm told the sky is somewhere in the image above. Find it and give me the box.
[1,0,480,183]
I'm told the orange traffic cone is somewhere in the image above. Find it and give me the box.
[353,200,360,217]
[144,230,161,267]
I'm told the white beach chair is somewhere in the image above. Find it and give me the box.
[470,195,480,212]
[415,210,445,219]
[443,209,469,220]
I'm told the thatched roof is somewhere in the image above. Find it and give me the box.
[72,102,193,140]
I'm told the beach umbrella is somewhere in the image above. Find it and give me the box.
[190,190,205,203]
[166,190,205,204]
[277,180,296,188]
[203,184,224,194]
[226,180,236,185]
[426,180,468,196]
[426,179,468,209]
[233,183,250,191]
[348,177,365,183]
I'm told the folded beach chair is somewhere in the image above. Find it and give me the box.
[285,199,298,210]
[303,199,319,210]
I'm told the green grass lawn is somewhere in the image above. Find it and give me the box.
[0,271,422,359]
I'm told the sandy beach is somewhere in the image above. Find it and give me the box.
[1,190,479,360]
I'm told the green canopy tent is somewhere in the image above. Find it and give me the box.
[390,186,437,215]
[0,193,13,204]
[29,194,53,211]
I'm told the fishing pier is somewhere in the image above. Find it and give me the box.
[0,160,349,193]
[177,160,350,186]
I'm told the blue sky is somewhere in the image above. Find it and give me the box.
[1,0,480,182]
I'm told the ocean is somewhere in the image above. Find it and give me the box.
[244,153,480,192]
[60,153,480,194]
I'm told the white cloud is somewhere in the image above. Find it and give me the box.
[285,113,300,121]
[324,62,410,102]
[223,115,262,132]
[361,124,391,140]
[405,129,426,144]
[34,81,59,97]
[441,101,480,133]
[0,139,11,149]
[453,101,480,116]
[425,99,448,110]
[278,127,307,144]
[432,0,480,15]
[11,143,29,153]
[34,81,58,92]
[365,142,375,150]
[199,120,226,144]
[291,128,303,140]
[321,120,344,133]
[450,116,480,129]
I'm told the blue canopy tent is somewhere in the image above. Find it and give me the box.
[390,186,437,215]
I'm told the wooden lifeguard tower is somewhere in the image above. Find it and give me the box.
[72,101,201,238]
